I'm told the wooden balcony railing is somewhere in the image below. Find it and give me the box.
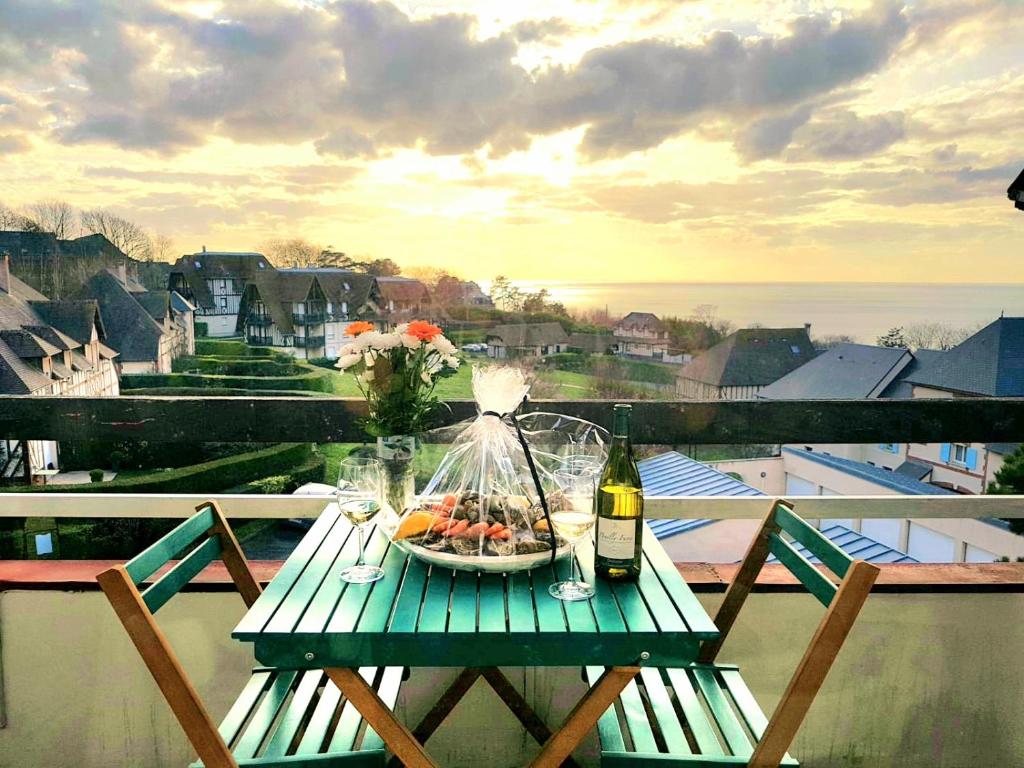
[1,395,1023,444]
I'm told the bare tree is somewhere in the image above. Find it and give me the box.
[26,199,77,239]
[814,333,857,350]
[80,209,153,260]
[260,237,324,268]
[0,202,35,231]
[151,234,176,263]
[903,322,977,351]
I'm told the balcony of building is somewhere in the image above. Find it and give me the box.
[0,395,1022,767]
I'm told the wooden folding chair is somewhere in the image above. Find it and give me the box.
[585,499,879,767]
[98,500,403,768]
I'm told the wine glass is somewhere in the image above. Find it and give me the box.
[548,468,597,601]
[337,456,385,584]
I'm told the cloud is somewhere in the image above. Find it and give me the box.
[0,0,915,162]
[512,18,576,44]
[734,105,814,161]
[0,133,29,154]
[790,109,906,160]
[529,2,909,157]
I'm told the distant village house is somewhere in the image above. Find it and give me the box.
[169,249,273,337]
[486,322,569,358]
[676,325,815,399]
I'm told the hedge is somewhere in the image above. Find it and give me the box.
[121,365,334,393]
[172,356,300,376]
[124,387,324,397]
[227,454,327,494]
[195,339,275,357]
[1,443,313,494]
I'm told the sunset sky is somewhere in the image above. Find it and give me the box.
[0,0,1022,283]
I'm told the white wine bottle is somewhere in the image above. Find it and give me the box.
[594,404,643,581]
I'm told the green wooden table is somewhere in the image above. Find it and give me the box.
[233,505,718,768]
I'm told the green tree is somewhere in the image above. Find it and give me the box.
[877,327,907,348]
[987,445,1024,535]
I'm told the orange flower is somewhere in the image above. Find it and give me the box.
[344,321,375,337]
[407,320,442,341]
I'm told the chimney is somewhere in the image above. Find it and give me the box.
[202,245,207,253]
[0,253,10,294]
[804,322,811,334]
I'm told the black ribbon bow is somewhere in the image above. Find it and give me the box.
[481,402,557,566]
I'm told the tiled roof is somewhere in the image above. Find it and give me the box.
[243,271,320,335]
[486,322,569,348]
[637,451,762,540]
[986,443,1020,456]
[679,327,816,387]
[759,343,912,399]
[901,317,1024,396]
[376,276,430,304]
[74,272,165,363]
[895,460,932,481]
[21,324,80,351]
[0,337,52,393]
[0,329,60,358]
[783,447,956,495]
[134,290,172,322]
[30,300,104,345]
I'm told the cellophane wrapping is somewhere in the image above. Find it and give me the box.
[382,367,608,572]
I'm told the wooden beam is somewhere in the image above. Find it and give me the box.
[3,395,1024,444]
[528,666,640,768]
[326,667,438,768]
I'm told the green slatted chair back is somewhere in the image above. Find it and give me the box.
[98,501,262,768]
[695,498,880,766]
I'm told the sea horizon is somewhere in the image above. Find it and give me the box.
[478,279,1024,344]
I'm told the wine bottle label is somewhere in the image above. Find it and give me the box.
[597,518,636,560]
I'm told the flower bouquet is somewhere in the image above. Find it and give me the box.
[336,320,460,511]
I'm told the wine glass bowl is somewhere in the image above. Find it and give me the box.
[337,456,386,584]
[548,468,597,601]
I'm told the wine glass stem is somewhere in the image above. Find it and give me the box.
[356,524,365,567]
[569,541,578,584]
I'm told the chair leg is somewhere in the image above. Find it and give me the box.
[327,667,439,768]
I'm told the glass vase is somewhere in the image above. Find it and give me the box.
[376,434,417,513]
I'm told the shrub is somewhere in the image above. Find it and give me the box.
[3,443,313,494]
[123,387,323,397]
[249,475,291,494]
[121,364,333,393]
[89,469,104,483]
[195,321,208,337]
[227,454,327,494]
[108,450,126,471]
[195,339,275,357]
[172,355,299,376]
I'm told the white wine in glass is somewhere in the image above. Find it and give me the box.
[548,469,597,602]
[337,456,385,584]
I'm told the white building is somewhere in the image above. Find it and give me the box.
[169,250,273,337]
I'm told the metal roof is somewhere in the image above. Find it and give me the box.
[638,450,918,564]
[759,343,912,400]
[784,447,956,495]
[637,451,762,540]
[771,523,919,565]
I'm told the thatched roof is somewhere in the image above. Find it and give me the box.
[487,322,569,348]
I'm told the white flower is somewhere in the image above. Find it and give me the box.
[361,369,375,383]
[376,332,401,350]
[358,331,384,349]
[364,350,376,367]
[394,323,409,335]
[401,333,421,349]
[337,353,362,369]
[430,335,456,355]
[446,355,460,369]
[420,370,432,384]
[339,342,357,356]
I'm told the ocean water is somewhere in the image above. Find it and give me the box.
[499,281,1024,344]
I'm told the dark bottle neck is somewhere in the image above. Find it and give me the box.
[612,405,631,440]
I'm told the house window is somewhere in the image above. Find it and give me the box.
[952,443,968,465]
[341,301,348,314]
[879,443,899,453]
[219,296,227,309]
